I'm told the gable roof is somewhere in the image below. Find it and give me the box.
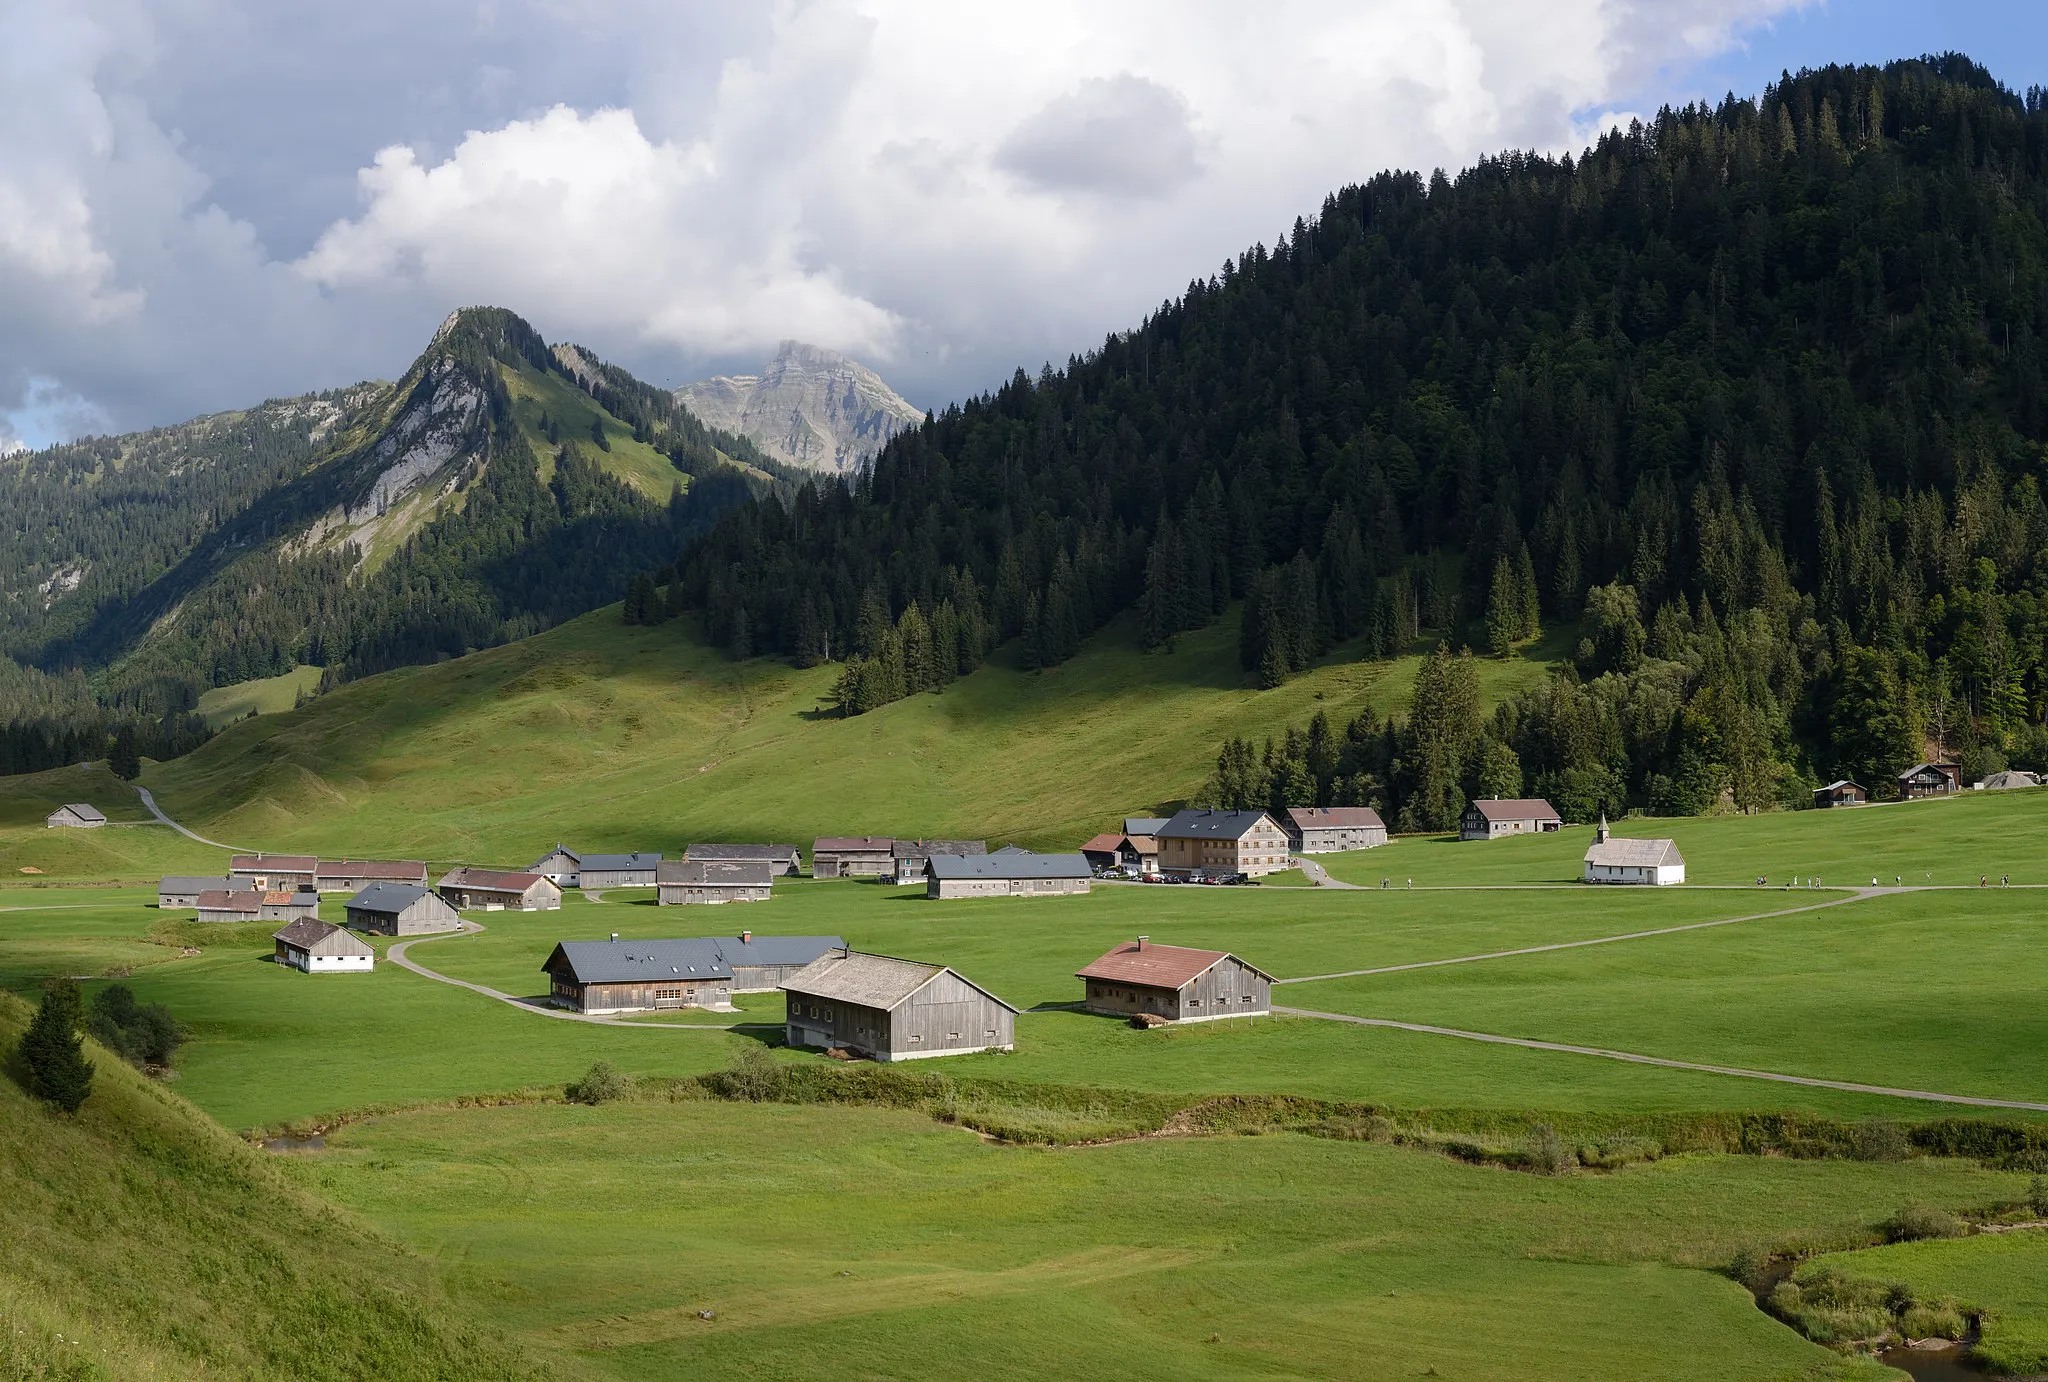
[657,859,774,887]
[782,949,1019,1013]
[545,938,733,984]
[891,839,986,860]
[1076,939,1274,989]
[1584,837,1684,868]
[1079,832,1131,854]
[196,889,261,911]
[1467,798,1561,822]
[345,882,442,914]
[57,803,106,822]
[1899,762,1959,780]
[231,853,318,873]
[575,852,663,872]
[1817,780,1864,793]
[813,836,894,853]
[159,875,234,893]
[1157,809,1276,840]
[316,859,427,881]
[687,843,801,861]
[716,934,845,966]
[1283,806,1386,831]
[1124,817,1170,837]
[928,851,1092,880]
[273,918,373,955]
[440,867,549,892]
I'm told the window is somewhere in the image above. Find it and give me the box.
[909,1033,923,1043]
[986,1029,998,1038]
[1241,995,1254,1004]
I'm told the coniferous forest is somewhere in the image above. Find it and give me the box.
[662,56,2048,820]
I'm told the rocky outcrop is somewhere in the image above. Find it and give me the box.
[677,341,922,474]
[343,356,486,526]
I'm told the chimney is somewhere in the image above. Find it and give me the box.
[610,932,620,943]
[741,929,752,944]
[1136,935,1148,950]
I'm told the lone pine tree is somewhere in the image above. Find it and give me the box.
[19,976,94,1113]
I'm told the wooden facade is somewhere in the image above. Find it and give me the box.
[1155,810,1291,877]
[158,875,234,908]
[811,837,895,878]
[1898,763,1961,800]
[438,868,562,911]
[1077,938,1273,1023]
[782,951,1017,1061]
[315,860,429,892]
[543,938,735,1012]
[197,888,319,924]
[345,883,462,935]
[656,859,774,905]
[231,854,319,889]
[46,803,106,829]
[1282,806,1388,853]
[926,851,1092,898]
[1813,780,1868,808]
[687,843,803,876]
[1459,799,1563,840]
[273,919,374,974]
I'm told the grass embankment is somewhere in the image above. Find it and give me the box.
[134,608,1557,867]
[1791,1230,2048,1373]
[195,665,324,728]
[0,993,544,1381]
[287,1095,2034,1382]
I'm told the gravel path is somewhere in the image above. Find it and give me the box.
[1272,1004,2048,1112]
[1292,858,1359,889]
[133,785,245,852]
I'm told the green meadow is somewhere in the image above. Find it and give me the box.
[1800,1231,2048,1374]
[195,663,324,728]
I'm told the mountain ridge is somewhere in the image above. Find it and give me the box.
[678,340,923,474]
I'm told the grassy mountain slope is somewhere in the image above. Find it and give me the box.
[139,607,1564,861]
[0,992,545,1380]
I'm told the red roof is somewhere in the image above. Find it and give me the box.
[1076,940,1254,991]
[1468,798,1560,822]
[1079,833,1129,854]
[196,889,261,911]
[230,854,318,873]
[1284,806,1385,830]
[440,867,546,892]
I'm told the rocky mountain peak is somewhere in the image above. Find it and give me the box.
[677,341,922,475]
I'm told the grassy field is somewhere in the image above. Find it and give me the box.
[0,992,543,1381]
[504,357,689,502]
[1799,1230,2048,1374]
[287,1097,2033,1382]
[195,663,324,728]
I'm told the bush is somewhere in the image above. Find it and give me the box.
[1850,1119,1910,1162]
[565,1060,632,1105]
[1531,1122,1576,1175]
[1898,1300,1967,1341]
[2029,1175,2048,1218]
[85,983,186,1071]
[1727,1245,1777,1295]
[1884,1205,1967,1243]
[720,1046,782,1103]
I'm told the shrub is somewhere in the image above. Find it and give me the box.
[1531,1122,1576,1175]
[1898,1300,1967,1341]
[1884,1205,1966,1243]
[565,1060,632,1105]
[1727,1245,1776,1295]
[720,1046,782,1103]
[85,983,187,1071]
[2029,1175,2048,1218]
[1850,1119,1910,1162]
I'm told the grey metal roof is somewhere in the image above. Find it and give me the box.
[159,875,234,893]
[927,851,1091,880]
[1124,817,1170,836]
[344,882,439,914]
[546,938,734,984]
[657,859,774,887]
[781,950,1019,1013]
[890,838,986,859]
[577,852,662,871]
[1584,837,1683,868]
[688,843,800,861]
[1157,809,1276,840]
[59,802,107,822]
[717,934,846,966]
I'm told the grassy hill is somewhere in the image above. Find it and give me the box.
[0,991,545,1380]
[132,608,1562,864]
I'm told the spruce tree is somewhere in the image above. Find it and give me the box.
[19,977,93,1114]
[589,415,611,451]
[1486,556,1520,658]
[107,724,141,781]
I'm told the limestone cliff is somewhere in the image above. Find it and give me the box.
[677,341,922,474]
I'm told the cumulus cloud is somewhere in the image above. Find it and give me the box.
[0,0,1806,440]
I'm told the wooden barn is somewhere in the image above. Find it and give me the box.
[1898,763,1962,799]
[891,839,986,883]
[158,875,234,908]
[525,847,662,889]
[1459,799,1563,840]
[437,867,562,911]
[1813,780,1868,808]
[46,803,106,829]
[315,859,429,892]
[230,854,319,889]
[1076,937,1273,1023]
[1581,818,1685,885]
[1155,809,1291,877]
[543,937,735,1013]
[656,859,775,905]
[719,932,846,991]
[273,918,374,974]
[926,850,1092,898]
[345,882,462,935]
[197,888,319,924]
[811,837,896,878]
[687,843,804,876]
[782,949,1017,1061]
[1079,832,1158,873]
[1281,806,1388,853]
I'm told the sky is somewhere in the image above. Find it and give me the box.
[1,0,2039,450]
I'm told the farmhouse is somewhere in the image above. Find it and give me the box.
[1282,806,1388,853]
[782,948,1017,1061]
[437,867,561,911]
[687,843,803,876]
[525,847,662,889]
[230,854,319,889]
[46,803,106,829]
[345,882,462,935]
[273,918,375,974]
[891,839,987,883]
[542,938,735,1013]
[315,859,428,892]
[1078,832,1158,873]
[199,888,320,924]
[157,875,234,908]
[1813,780,1868,808]
[1076,937,1273,1023]
[656,859,774,904]
[1581,818,1685,885]
[812,837,896,878]
[1460,798,1563,840]
[1898,763,1962,799]
[1155,809,1291,877]
[926,850,1092,898]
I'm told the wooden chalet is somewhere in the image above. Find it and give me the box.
[811,837,896,878]
[1813,780,1868,808]
[656,859,775,905]
[345,882,461,935]
[926,850,1092,898]
[1281,806,1388,853]
[1898,763,1962,800]
[525,846,661,889]
[197,888,319,924]
[437,867,561,911]
[46,803,106,829]
[686,843,803,876]
[782,948,1017,1061]
[273,918,374,974]
[1459,798,1562,840]
[1155,809,1291,877]
[1078,832,1158,873]
[891,839,986,883]
[315,859,428,892]
[230,854,319,889]
[1076,937,1273,1023]
[157,875,234,908]
[543,937,735,1013]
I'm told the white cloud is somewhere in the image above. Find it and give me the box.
[0,0,1805,435]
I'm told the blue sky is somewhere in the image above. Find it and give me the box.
[1683,1,2048,105]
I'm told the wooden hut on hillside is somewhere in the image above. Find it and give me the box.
[781,949,1017,1061]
